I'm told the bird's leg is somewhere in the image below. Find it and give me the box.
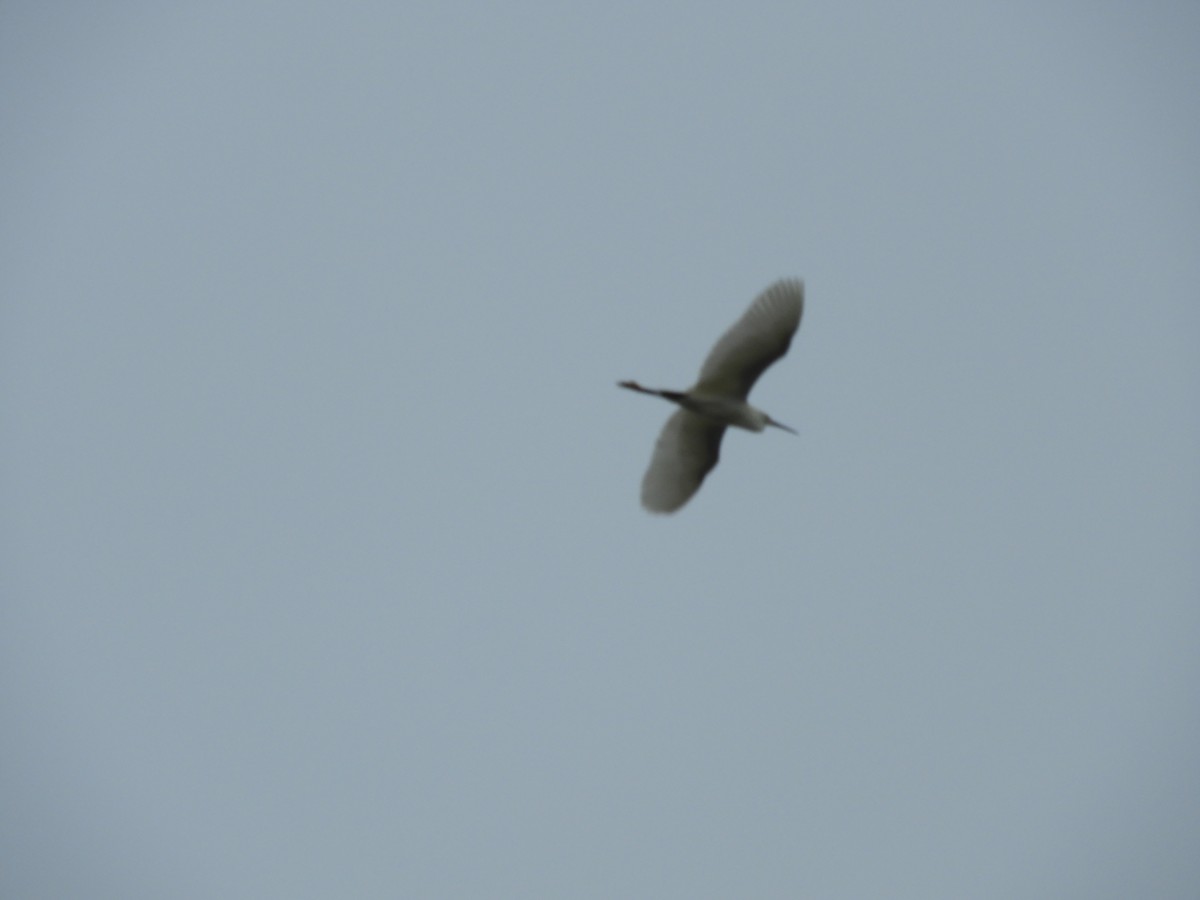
[618,381,688,405]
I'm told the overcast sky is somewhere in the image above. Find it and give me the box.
[3,3,1198,898]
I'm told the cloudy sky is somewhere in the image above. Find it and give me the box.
[3,3,1198,897]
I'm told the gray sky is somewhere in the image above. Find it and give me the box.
[3,3,1198,897]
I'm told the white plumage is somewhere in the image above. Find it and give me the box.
[620,279,804,513]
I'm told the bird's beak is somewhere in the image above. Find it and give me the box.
[766,416,798,435]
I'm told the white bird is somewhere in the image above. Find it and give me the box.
[620,279,804,513]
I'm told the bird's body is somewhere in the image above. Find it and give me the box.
[617,383,784,433]
[619,279,804,513]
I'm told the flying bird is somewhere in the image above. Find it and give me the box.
[619,279,804,513]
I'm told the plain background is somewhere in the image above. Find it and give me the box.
[3,3,1198,897]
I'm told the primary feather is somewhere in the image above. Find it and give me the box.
[693,279,803,399]
[640,410,726,512]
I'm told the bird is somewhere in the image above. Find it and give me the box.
[619,279,804,513]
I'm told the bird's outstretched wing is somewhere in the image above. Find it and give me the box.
[641,410,727,513]
[693,279,804,400]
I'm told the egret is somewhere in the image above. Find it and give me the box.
[619,279,804,513]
